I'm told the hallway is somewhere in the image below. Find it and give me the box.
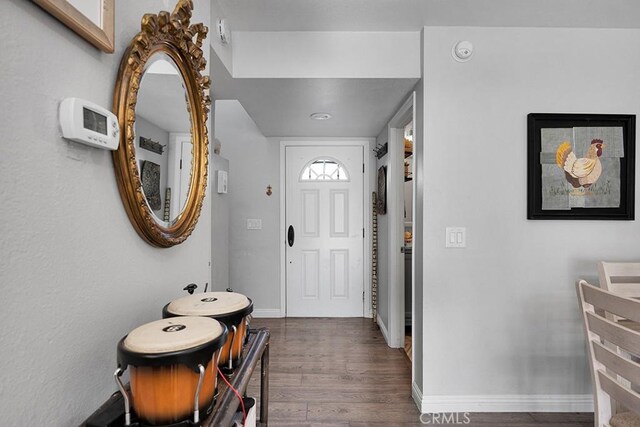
[248,318,594,426]
[248,317,418,425]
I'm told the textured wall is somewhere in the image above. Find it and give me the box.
[420,26,640,404]
[0,1,211,425]
[211,154,230,289]
[214,100,281,312]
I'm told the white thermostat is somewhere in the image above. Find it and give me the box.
[59,97,120,150]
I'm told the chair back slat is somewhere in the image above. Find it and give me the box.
[593,340,640,386]
[583,284,640,324]
[598,370,640,415]
[587,312,640,357]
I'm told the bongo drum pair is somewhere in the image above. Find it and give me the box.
[163,291,254,372]
[113,291,253,426]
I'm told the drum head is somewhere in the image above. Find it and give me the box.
[123,316,225,354]
[166,291,251,317]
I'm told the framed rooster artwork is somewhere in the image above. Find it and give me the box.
[527,113,635,220]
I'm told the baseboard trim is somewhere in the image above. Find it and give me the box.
[419,394,593,413]
[377,314,391,345]
[412,381,423,411]
[252,309,284,318]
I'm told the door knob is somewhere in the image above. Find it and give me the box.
[288,225,295,247]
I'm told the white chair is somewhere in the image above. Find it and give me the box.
[576,280,640,427]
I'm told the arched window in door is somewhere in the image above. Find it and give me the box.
[300,158,350,181]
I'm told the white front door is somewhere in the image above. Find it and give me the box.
[285,145,364,317]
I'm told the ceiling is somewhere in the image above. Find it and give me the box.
[137,73,191,134]
[215,0,640,31]
[211,0,640,138]
[210,51,418,137]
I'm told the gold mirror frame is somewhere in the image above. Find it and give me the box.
[113,0,210,247]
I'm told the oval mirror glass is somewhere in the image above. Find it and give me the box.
[135,53,192,226]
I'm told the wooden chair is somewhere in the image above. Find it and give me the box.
[576,280,640,427]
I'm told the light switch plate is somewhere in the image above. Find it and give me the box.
[446,227,466,248]
[247,219,262,230]
[217,170,228,194]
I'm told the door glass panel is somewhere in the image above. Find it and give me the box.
[300,158,349,181]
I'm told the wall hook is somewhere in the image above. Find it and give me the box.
[266,185,273,196]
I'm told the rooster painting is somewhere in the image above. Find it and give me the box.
[555,139,606,189]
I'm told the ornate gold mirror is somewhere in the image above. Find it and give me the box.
[113,0,210,247]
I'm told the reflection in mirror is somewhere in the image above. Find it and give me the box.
[135,53,192,226]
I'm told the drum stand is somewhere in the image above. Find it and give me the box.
[224,325,238,375]
[83,328,270,427]
[207,328,270,427]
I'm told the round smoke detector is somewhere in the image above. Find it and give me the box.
[452,41,473,62]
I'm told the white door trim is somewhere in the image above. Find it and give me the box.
[279,138,374,318]
[386,93,415,348]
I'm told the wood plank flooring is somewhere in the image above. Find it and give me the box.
[247,318,594,426]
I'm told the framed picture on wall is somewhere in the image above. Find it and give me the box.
[33,0,115,53]
[527,113,635,220]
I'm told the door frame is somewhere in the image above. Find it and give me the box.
[168,133,192,220]
[279,138,375,318]
[385,93,415,348]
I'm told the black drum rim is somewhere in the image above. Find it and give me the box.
[163,299,254,327]
[117,323,228,373]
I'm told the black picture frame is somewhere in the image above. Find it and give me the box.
[527,113,635,220]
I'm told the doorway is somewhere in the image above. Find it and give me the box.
[284,144,366,317]
[383,93,415,355]
[402,120,414,360]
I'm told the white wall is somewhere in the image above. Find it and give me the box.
[232,31,421,78]
[419,26,640,412]
[211,154,230,289]
[0,1,211,425]
[214,100,281,313]
[412,29,426,400]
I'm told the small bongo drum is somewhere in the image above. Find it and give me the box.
[163,292,253,371]
[115,317,227,426]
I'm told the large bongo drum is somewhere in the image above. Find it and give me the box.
[163,292,253,371]
[115,317,227,426]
